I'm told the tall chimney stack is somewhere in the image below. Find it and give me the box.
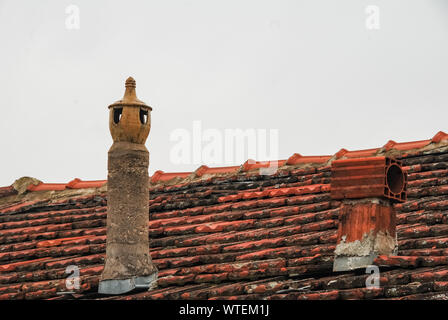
[99,77,158,294]
[330,157,407,272]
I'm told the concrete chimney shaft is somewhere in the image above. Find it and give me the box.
[98,77,158,294]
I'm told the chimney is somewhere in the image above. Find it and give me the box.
[99,77,158,294]
[330,157,407,272]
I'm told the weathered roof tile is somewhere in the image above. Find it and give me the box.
[0,131,447,299]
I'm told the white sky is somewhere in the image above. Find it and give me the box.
[0,0,447,186]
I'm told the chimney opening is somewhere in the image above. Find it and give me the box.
[113,107,123,124]
[386,164,404,194]
[140,108,148,125]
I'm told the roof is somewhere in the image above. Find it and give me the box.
[0,131,447,300]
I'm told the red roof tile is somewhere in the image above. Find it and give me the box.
[27,183,67,192]
[432,131,448,143]
[242,160,287,172]
[286,154,331,165]
[0,131,447,300]
[195,165,240,177]
[150,170,191,183]
[66,179,106,189]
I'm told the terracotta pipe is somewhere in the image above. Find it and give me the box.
[330,157,407,271]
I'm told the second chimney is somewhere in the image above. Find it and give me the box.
[98,77,158,294]
[330,157,407,272]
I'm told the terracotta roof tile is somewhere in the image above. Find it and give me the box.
[286,154,331,165]
[432,131,448,143]
[0,131,447,300]
[66,179,106,189]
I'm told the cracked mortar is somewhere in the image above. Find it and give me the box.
[335,230,397,257]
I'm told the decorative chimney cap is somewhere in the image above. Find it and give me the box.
[125,76,136,88]
[108,76,152,110]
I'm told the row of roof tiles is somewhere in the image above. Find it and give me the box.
[27,179,106,192]
[0,146,447,300]
[1,131,447,194]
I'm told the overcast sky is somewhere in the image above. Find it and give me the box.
[0,0,447,186]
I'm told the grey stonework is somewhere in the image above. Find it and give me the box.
[99,142,158,294]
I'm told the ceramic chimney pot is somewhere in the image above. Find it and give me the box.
[99,77,158,295]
